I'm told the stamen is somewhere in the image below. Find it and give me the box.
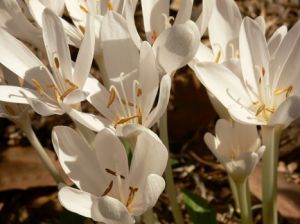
[65,79,76,87]
[114,114,119,129]
[231,155,236,160]
[262,66,265,76]
[274,87,289,95]
[138,107,142,125]
[229,43,234,58]
[236,50,240,58]
[137,88,142,97]
[107,89,116,108]
[266,108,274,113]
[119,73,132,118]
[5,105,15,116]
[102,181,113,196]
[286,85,293,99]
[28,18,35,23]
[32,79,43,96]
[255,104,265,116]
[54,57,60,69]
[79,25,85,35]
[126,187,138,207]
[215,50,221,63]
[152,30,157,46]
[4,79,8,84]
[80,5,89,13]
[108,1,113,10]
[121,99,134,107]
[213,43,225,61]
[118,115,138,125]
[21,8,24,13]
[54,88,62,101]
[252,101,259,105]
[47,84,55,88]
[161,13,174,29]
[60,86,78,101]
[105,168,125,179]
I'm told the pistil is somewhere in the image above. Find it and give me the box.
[126,187,138,208]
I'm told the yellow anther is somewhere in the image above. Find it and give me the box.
[138,107,142,125]
[114,114,119,129]
[107,89,116,108]
[266,108,274,113]
[61,86,78,101]
[255,104,265,116]
[237,53,240,58]
[215,50,221,63]
[47,84,55,88]
[126,187,138,207]
[102,181,113,196]
[286,85,293,99]
[80,5,89,13]
[262,66,265,76]
[121,99,134,107]
[79,25,85,35]
[27,18,35,23]
[32,79,43,96]
[231,155,236,160]
[105,168,125,179]
[54,88,62,101]
[252,101,259,105]
[5,105,15,116]
[108,1,113,10]
[65,79,76,87]
[4,79,8,84]
[54,57,60,69]
[274,87,289,95]
[152,30,157,46]
[118,115,138,125]
[137,88,142,97]
[21,8,24,13]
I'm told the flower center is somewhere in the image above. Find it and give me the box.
[213,43,240,63]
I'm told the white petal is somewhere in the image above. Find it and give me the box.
[83,74,116,122]
[61,18,83,48]
[91,196,134,224]
[268,95,300,126]
[116,124,146,151]
[64,0,86,29]
[26,0,45,29]
[52,126,108,196]
[193,62,252,109]
[93,15,104,56]
[27,98,63,116]
[94,129,129,200]
[221,58,243,79]
[39,0,65,17]
[62,89,89,105]
[0,0,44,51]
[59,101,114,132]
[141,0,169,44]
[228,104,267,125]
[73,14,95,89]
[131,174,165,216]
[153,20,200,74]
[193,43,215,63]
[268,26,287,62]
[58,185,97,218]
[174,0,193,26]
[1,64,20,86]
[208,0,242,60]
[42,8,72,81]
[206,89,231,121]
[139,42,159,121]
[196,0,216,37]
[239,17,270,102]
[145,75,171,128]
[254,16,266,36]
[101,11,139,103]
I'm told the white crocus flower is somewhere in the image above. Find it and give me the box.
[63,10,171,133]
[194,17,300,127]
[0,8,95,117]
[204,119,265,183]
[52,126,168,224]
[0,0,64,53]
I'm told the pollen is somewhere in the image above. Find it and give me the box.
[138,107,142,125]
[215,50,221,63]
[286,85,293,99]
[107,89,116,108]
[54,88,62,101]
[80,5,89,13]
[54,57,60,69]
[137,88,142,97]
[126,187,138,207]
[255,104,265,116]
[231,155,236,160]
[32,79,43,96]
[5,105,15,116]
[114,114,119,129]
[118,115,138,125]
[274,87,289,95]
[79,25,85,35]
[108,1,113,10]
[152,30,157,46]
[102,180,113,196]
[252,101,259,105]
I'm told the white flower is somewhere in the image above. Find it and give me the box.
[52,126,168,224]
[193,17,300,126]
[204,119,265,183]
[0,0,64,53]
[0,8,95,117]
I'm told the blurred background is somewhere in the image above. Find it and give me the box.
[0,0,299,223]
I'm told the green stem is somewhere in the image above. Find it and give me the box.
[228,174,240,213]
[144,209,154,224]
[261,125,282,224]
[159,111,184,224]
[236,180,253,224]
[16,113,65,184]
[94,54,110,90]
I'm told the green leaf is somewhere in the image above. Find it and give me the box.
[170,158,179,166]
[59,209,87,224]
[182,188,217,224]
[123,139,132,168]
